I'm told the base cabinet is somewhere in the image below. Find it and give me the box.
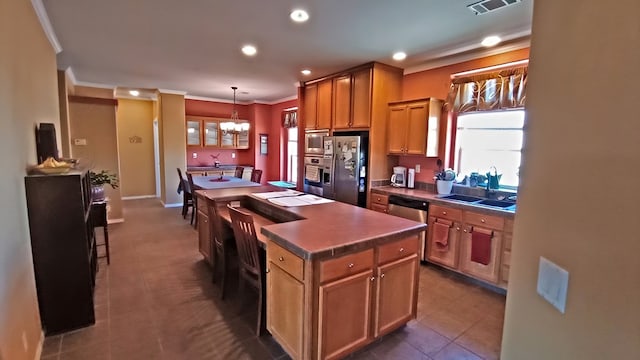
[374,254,418,337]
[318,270,373,360]
[266,236,421,360]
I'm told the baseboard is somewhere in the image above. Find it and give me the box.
[34,330,44,360]
[163,203,182,208]
[122,195,157,200]
[108,218,124,224]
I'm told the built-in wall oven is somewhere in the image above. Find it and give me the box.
[388,195,429,261]
[303,156,331,196]
[304,130,329,155]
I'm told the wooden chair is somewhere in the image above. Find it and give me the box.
[234,166,245,178]
[186,172,197,227]
[177,168,193,219]
[227,204,265,336]
[250,169,262,183]
[205,198,235,299]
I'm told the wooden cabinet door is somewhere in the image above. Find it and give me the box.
[304,84,318,129]
[197,209,211,265]
[236,131,249,149]
[267,263,305,359]
[351,68,372,129]
[186,120,202,146]
[220,131,235,148]
[426,216,461,269]
[317,80,333,129]
[203,120,219,146]
[459,225,502,283]
[333,75,352,129]
[374,254,418,337]
[387,105,407,154]
[318,270,373,360]
[405,101,428,155]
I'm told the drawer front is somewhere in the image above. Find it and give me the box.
[429,205,462,222]
[378,237,419,265]
[464,211,504,230]
[371,192,389,206]
[371,203,388,214]
[268,241,304,281]
[319,249,374,284]
[503,233,513,251]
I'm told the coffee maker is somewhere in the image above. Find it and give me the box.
[391,166,407,187]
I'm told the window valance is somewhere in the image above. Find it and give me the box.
[446,66,527,113]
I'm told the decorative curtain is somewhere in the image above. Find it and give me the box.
[446,66,527,113]
[282,110,298,128]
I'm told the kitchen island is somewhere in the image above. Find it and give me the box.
[196,187,426,360]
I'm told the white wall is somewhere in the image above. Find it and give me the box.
[502,1,640,359]
[0,0,61,358]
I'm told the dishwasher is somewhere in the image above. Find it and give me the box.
[387,195,429,261]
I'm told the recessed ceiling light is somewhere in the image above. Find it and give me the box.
[301,69,311,76]
[481,35,501,47]
[290,9,309,23]
[392,52,407,61]
[129,90,140,96]
[241,45,257,56]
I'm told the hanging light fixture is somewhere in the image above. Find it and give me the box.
[220,86,250,135]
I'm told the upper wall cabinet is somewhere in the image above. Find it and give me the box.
[387,98,443,156]
[333,68,372,130]
[186,120,202,146]
[304,80,332,130]
[203,120,219,146]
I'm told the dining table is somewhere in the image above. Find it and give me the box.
[190,175,261,190]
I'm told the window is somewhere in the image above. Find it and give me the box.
[287,127,298,183]
[454,110,524,188]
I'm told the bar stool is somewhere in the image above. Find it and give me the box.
[205,198,236,299]
[92,201,110,264]
[234,166,245,178]
[186,172,197,228]
[250,169,262,183]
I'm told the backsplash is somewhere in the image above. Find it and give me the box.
[186,147,250,167]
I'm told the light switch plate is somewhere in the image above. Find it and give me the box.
[192,153,197,159]
[74,138,87,146]
[415,164,421,173]
[537,256,569,314]
[232,153,236,159]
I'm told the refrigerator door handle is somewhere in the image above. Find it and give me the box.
[330,152,337,198]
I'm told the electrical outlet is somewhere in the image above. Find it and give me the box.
[231,153,236,159]
[415,164,420,173]
[74,138,87,146]
[192,153,197,159]
[21,331,28,351]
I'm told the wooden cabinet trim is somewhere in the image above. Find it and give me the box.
[378,237,418,265]
[464,211,504,230]
[370,203,388,214]
[429,204,463,222]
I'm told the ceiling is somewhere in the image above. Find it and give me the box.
[42,0,533,103]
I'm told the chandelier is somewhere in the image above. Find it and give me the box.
[220,86,250,135]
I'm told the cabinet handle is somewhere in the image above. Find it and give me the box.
[377,197,381,201]
[456,227,460,231]
[481,219,486,223]
[266,268,270,273]
[463,229,468,233]
[278,256,284,262]
[380,273,385,279]
[399,247,405,253]
[370,276,376,282]
[348,263,354,268]
[442,211,447,215]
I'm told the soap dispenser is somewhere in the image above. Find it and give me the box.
[407,168,416,189]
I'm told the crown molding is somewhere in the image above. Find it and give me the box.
[184,94,237,104]
[404,33,531,75]
[265,95,298,105]
[74,81,116,90]
[64,67,77,85]
[31,0,62,54]
[116,94,157,101]
[157,89,187,95]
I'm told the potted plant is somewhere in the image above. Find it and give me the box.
[89,170,119,201]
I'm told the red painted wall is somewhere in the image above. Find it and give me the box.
[399,48,530,183]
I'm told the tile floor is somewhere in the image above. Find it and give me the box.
[40,199,505,360]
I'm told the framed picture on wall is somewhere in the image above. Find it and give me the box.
[260,134,268,155]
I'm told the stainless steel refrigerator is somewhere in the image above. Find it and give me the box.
[322,134,368,207]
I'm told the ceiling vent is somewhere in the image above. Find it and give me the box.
[467,0,522,15]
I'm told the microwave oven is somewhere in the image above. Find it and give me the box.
[304,130,329,155]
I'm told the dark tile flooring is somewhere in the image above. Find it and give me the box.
[40,199,505,360]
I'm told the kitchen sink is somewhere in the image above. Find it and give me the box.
[440,194,484,202]
[477,199,516,208]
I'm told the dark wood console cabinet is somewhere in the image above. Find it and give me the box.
[25,167,97,335]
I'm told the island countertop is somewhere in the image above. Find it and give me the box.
[196,187,427,260]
